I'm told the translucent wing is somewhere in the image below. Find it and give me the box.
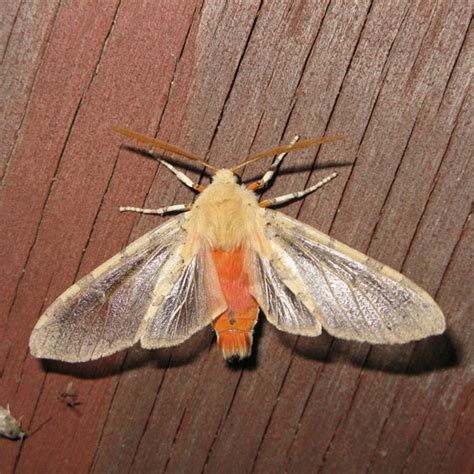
[249,251,322,336]
[30,215,226,362]
[141,246,226,348]
[254,210,445,344]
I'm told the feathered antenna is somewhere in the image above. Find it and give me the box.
[230,135,344,172]
[110,126,220,173]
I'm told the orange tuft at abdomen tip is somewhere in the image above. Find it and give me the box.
[217,329,253,362]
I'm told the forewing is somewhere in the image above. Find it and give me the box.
[258,210,445,344]
[30,216,188,362]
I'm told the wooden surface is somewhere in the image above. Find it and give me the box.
[1,1,472,473]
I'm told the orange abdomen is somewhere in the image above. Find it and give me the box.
[211,247,259,362]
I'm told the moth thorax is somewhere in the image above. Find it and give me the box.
[192,196,258,250]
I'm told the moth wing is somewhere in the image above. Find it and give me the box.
[140,246,226,349]
[254,210,445,344]
[249,247,322,336]
[30,215,226,362]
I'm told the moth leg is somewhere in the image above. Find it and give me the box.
[260,172,337,208]
[247,135,299,191]
[156,157,205,192]
[119,203,191,215]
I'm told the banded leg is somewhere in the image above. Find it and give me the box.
[119,203,191,215]
[156,157,205,192]
[260,172,337,208]
[247,135,300,191]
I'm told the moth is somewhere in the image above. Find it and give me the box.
[0,405,27,440]
[29,127,445,363]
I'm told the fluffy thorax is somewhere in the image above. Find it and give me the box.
[185,170,266,252]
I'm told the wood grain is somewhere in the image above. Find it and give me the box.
[1,1,472,473]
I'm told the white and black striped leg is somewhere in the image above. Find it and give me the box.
[157,158,205,192]
[260,172,337,207]
[247,135,300,191]
[119,203,191,215]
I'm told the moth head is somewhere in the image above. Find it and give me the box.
[211,169,242,185]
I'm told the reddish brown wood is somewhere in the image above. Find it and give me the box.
[0,0,59,180]
[1,1,472,473]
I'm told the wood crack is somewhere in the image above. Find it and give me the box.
[318,357,369,472]
[202,368,245,471]
[1,1,62,186]
[0,0,23,64]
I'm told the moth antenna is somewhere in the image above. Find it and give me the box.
[230,135,344,172]
[110,126,220,173]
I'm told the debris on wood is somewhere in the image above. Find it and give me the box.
[0,405,27,440]
[58,382,82,409]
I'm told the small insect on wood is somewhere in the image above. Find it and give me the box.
[29,128,445,363]
[58,382,81,409]
[0,405,27,440]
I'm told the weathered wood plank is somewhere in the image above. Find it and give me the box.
[1,1,200,472]
[0,1,471,473]
[0,0,59,179]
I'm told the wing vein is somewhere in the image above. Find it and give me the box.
[319,262,366,337]
[320,255,393,338]
[260,210,445,344]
